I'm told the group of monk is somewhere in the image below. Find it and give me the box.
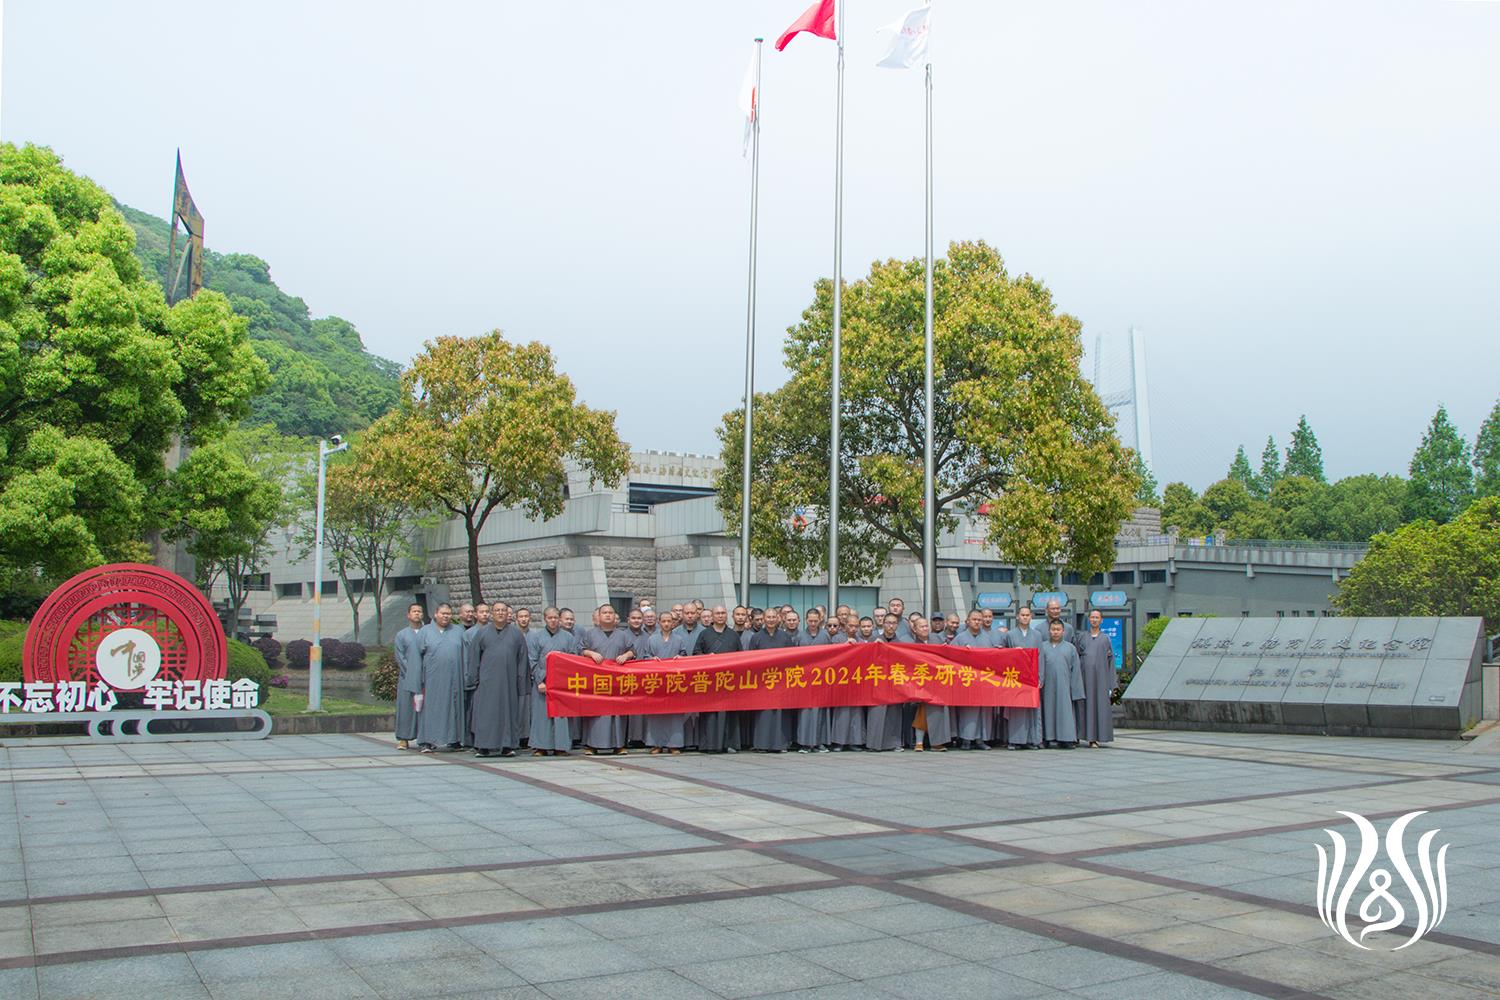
[391,595,1119,758]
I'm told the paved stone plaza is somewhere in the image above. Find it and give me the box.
[1,728,1498,1000]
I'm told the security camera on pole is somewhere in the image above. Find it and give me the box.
[309,434,348,712]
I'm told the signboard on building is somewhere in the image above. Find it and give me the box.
[1030,591,1068,610]
[1090,590,1129,609]
[975,592,1013,610]
[1121,616,1484,738]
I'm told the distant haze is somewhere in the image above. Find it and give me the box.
[3,1,1496,488]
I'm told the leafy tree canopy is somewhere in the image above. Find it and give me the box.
[1473,398,1500,500]
[1284,415,1325,482]
[1406,404,1473,524]
[370,331,629,602]
[716,242,1137,583]
[0,143,267,598]
[1227,446,1255,491]
[1334,495,1500,633]
[1256,435,1280,500]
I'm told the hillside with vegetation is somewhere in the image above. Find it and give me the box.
[117,202,400,437]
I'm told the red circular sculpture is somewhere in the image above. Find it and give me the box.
[23,563,227,690]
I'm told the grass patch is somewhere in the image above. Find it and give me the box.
[263,687,392,717]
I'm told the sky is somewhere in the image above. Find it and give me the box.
[2,1,1497,490]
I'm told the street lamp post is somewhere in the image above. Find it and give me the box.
[309,435,348,712]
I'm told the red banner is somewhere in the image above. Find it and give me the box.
[545,642,1038,718]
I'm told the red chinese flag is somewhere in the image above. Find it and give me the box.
[775,0,837,51]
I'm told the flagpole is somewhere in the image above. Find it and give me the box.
[827,0,845,615]
[740,38,763,609]
[921,57,935,622]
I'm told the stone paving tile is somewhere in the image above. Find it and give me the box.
[675,952,851,997]
[359,955,527,998]
[499,939,660,984]
[536,968,722,1000]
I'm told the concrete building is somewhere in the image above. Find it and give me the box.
[218,450,1366,663]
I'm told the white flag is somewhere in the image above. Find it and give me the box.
[737,45,758,157]
[875,3,932,70]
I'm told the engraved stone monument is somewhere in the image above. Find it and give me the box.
[1121,617,1485,738]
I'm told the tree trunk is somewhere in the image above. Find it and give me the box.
[466,518,483,604]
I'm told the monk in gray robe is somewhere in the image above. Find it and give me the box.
[624,608,652,747]
[460,603,490,747]
[827,614,864,751]
[887,598,915,641]
[695,606,743,752]
[579,604,636,754]
[642,611,689,753]
[741,608,765,650]
[749,610,793,752]
[909,616,953,751]
[393,602,424,749]
[1002,606,1047,749]
[417,603,466,751]
[529,607,578,755]
[470,603,527,757]
[1074,609,1116,747]
[1043,598,1075,642]
[676,602,706,748]
[865,617,906,751]
[786,610,828,753]
[950,610,993,750]
[1040,619,1085,747]
[514,607,532,745]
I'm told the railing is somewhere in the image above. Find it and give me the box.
[1216,538,1368,551]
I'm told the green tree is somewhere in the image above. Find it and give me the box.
[1284,415,1325,482]
[376,332,629,602]
[1474,398,1500,500]
[1256,436,1280,499]
[1406,404,1473,524]
[1227,446,1256,491]
[1334,496,1500,633]
[1267,475,1328,540]
[1322,474,1407,543]
[1161,482,1214,536]
[156,426,296,633]
[1132,454,1160,506]
[717,241,1137,583]
[0,143,267,596]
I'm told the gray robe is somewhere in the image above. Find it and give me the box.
[864,636,906,751]
[579,626,635,750]
[416,622,466,747]
[749,629,794,750]
[826,633,864,747]
[461,623,484,745]
[915,633,953,746]
[1040,638,1085,745]
[949,628,993,742]
[642,629,689,748]
[739,627,761,651]
[394,625,422,741]
[472,623,527,751]
[788,631,829,749]
[625,627,653,744]
[1074,629,1115,744]
[528,629,552,746]
[694,626,746,751]
[528,626,579,751]
[1002,623,1048,746]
